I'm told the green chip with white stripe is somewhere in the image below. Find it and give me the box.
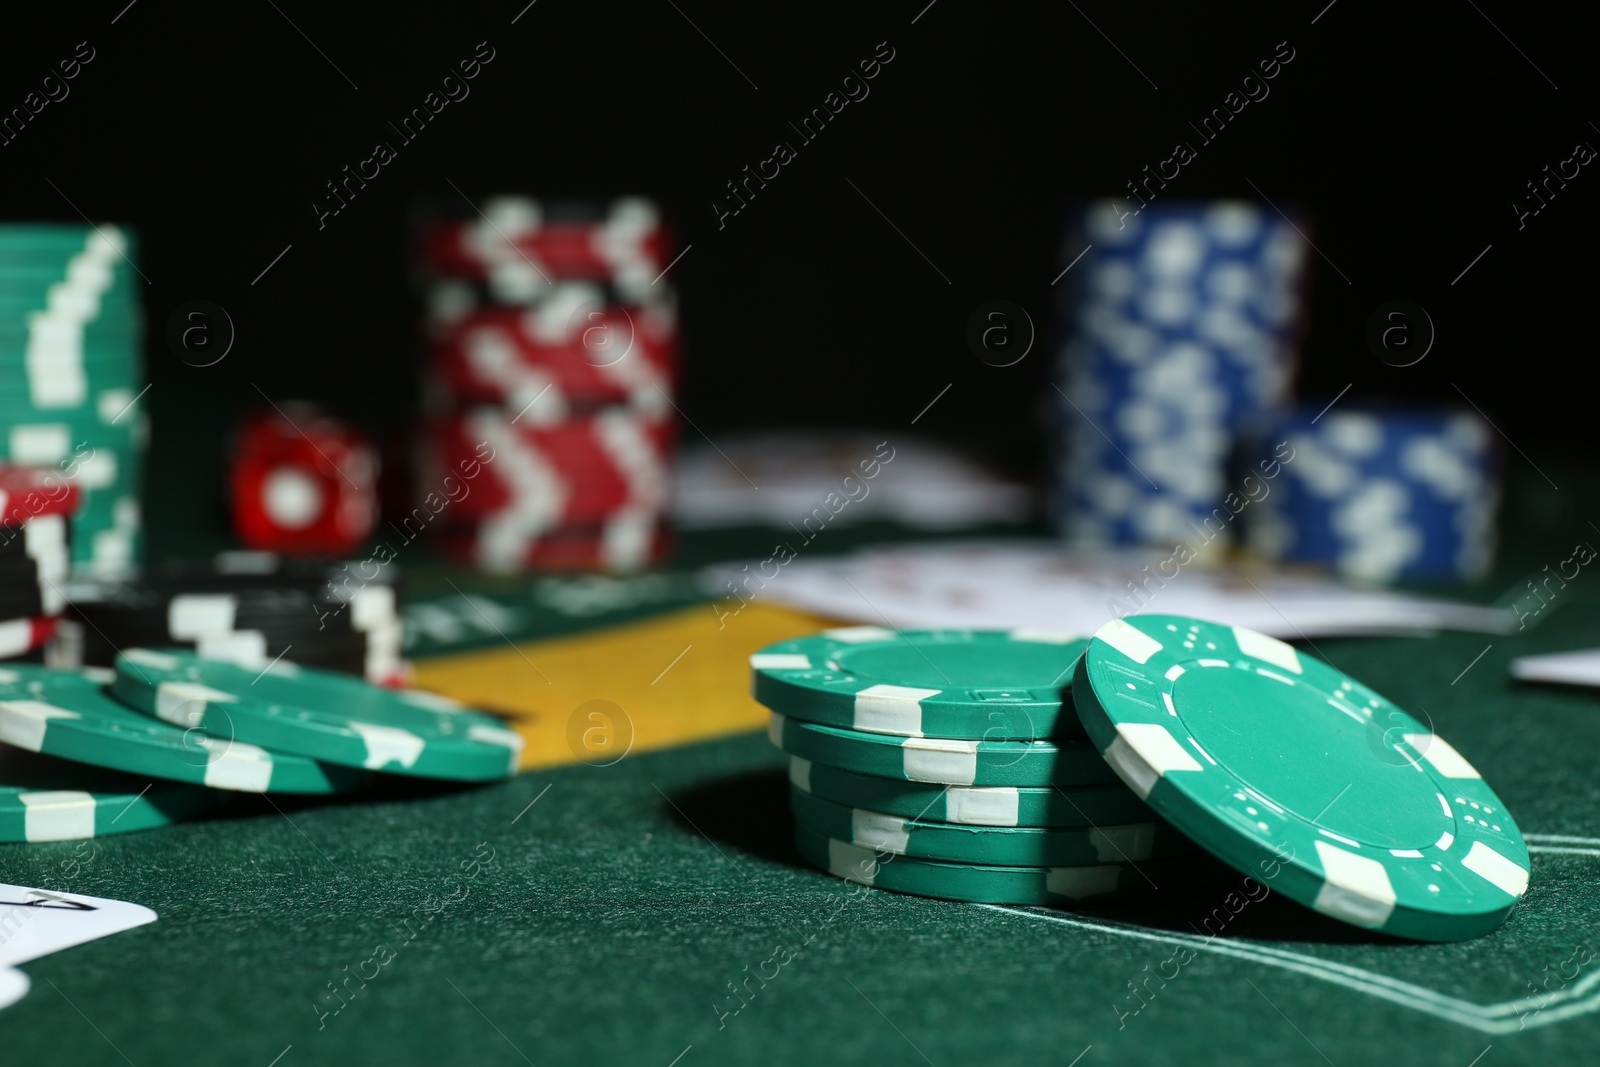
[0,666,365,794]
[790,757,1154,828]
[112,648,523,782]
[788,784,1197,867]
[0,743,214,843]
[750,628,1088,740]
[792,820,1206,906]
[1074,614,1530,942]
[769,711,1118,787]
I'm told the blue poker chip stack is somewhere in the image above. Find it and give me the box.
[1053,201,1305,547]
[1245,406,1500,583]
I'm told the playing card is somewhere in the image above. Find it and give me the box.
[0,884,157,968]
[1511,648,1600,687]
[0,967,27,1011]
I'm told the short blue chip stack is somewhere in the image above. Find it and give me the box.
[1053,200,1305,547]
[1245,406,1500,583]
[0,224,146,576]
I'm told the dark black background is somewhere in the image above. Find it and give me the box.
[0,1,1589,546]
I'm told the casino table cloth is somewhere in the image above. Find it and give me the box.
[6,516,1600,1067]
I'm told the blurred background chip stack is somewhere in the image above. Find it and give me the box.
[1246,406,1500,583]
[0,224,147,579]
[414,196,681,574]
[1052,201,1306,550]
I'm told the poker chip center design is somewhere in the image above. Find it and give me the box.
[831,640,1074,694]
[1169,662,1447,850]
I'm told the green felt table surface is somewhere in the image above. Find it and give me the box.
[8,467,1600,1065]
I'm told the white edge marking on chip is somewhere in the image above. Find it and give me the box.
[1164,664,1185,681]
[827,838,878,885]
[855,683,939,736]
[1090,823,1155,862]
[1312,840,1396,928]
[1436,831,1455,851]
[1007,629,1080,645]
[1391,848,1425,857]
[0,619,32,657]
[851,808,910,853]
[1256,669,1298,687]
[1095,619,1164,665]
[1435,793,1453,819]
[20,790,97,842]
[750,653,811,670]
[154,681,238,727]
[823,626,896,643]
[1196,658,1231,669]
[350,722,427,770]
[767,712,785,748]
[1045,865,1123,900]
[122,648,180,671]
[1461,840,1530,898]
[1405,733,1481,779]
[401,689,463,712]
[201,739,275,792]
[466,723,524,775]
[1105,723,1202,799]
[0,700,82,752]
[788,756,812,792]
[168,594,237,638]
[1161,692,1177,716]
[901,737,978,785]
[945,787,1019,826]
[1233,627,1302,674]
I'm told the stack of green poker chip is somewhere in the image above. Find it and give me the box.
[111,648,525,781]
[0,224,146,576]
[752,627,1185,907]
[0,665,366,795]
[791,821,1206,906]
[0,742,214,843]
[788,784,1200,867]
[1073,615,1531,942]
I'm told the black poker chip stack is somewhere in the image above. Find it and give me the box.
[51,551,406,684]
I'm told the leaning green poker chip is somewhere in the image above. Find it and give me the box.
[768,711,1118,787]
[113,648,523,781]
[792,820,1193,906]
[789,757,1154,828]
[0,743,214,842]
[789,785,1197,867]
[1074,615,1530,942]
[0,666,365,794]
[751,627,1087,740]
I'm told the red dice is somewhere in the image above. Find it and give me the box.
[230,405,378,556]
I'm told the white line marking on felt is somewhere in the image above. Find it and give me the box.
[975,842,1600,1036]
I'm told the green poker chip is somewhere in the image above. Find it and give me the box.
[113,648,524,782]
[768,711,1118,787]
[0,743,214,843]
[0,666,365,794]
[789,757,1154,828]
[751,627,1087,740]
[1074,614,1531,942]
[792,820,1202,906]
[788,785,1197,867]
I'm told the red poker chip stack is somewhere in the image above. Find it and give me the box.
[416,196,681,573]
[0,465,81,662]
[229,405,380,557]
